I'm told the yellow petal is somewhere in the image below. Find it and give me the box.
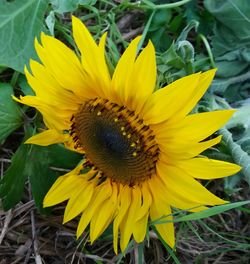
[72,16,98,55]
[90,184,118,243]
[157,163,227,206]
[155,110,235,142]
[159,135,222,160]
[176,158,241,179]
[131,184,152,243]
[173,69,216,119]
[43,174,82,207]
[26,61,82,106]
[35,33,91,100]
[72,16,111,98]
[98,32,112,92]
[142,72,201,124]
[150,175,208,212]
[148,181,175,248]
[119,187,141,252]
[63,180,94,223]
[25,129,66,146]
[13,95,72,131]
[76,181,112,239]
[180,109,235,141]
[135,183,152,221]
[133,212,149,243]
[111,36,141,106]
[126,40,156,113]
[113,185,131,254]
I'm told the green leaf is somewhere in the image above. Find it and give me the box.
[148,9,171,31]
[0,116,82,211]
[176,19,198,42]
[50,0,79,13]
[211,71,250,94]
[79,0,97,5]
[238,137,250,155]
[226,104,250,130]
[215,58,249,78]
[18,75,35,96]
[205,0,250,41]
[146,9,172,52]
[50,0,97,13]
[45,10,55,36]
[220,128,250,185]
[204,0,250,79]
[0,0,48,73]
[29,144,81,213]
[174,200,250,222]
[47,144,82,169]
[0,142,31,210]
[224,174,242,194]
[161,43,185,69]
[0,142,57,213]
[148,27,169,52]
[0,83,23,142]
[28,145,59,214]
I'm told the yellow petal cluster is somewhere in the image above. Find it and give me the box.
[15,16,241,253]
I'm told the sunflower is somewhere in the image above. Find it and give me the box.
[15,16,240,253]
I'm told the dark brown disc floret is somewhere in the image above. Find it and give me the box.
[70,98,159,186]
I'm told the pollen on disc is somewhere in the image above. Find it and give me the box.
[71,98,159,186]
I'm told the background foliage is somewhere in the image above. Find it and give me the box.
[0,0,249,263]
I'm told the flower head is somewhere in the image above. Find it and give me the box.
[15,16,240,253]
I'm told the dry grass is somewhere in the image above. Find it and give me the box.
[1,176,249,263]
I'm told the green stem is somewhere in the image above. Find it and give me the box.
[137,10,156,52]
[123,0,192,10]
[10,71,19,88]
[144,0,192,10]
[199,34,216,68]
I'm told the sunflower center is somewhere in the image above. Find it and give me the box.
[71,98,159,186]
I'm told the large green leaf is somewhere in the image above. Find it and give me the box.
[0,83,23,142]
[204,0,250,78]
[0,127,82,212]
[0,0,48,72]
[27,145,59,214]
[0,142,56,212]
[47,144,82,169]
[18,75,35,96]
[29,144,82,213]
[205,0,250,42]
[146,9,172,52]
[0,142,31,210]
[49,0,80,13]
[30,144,82,212]
[50,0,97,13]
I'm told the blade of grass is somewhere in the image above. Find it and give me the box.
[175,200,250,222]
[137,243,144,264]
[198,220,250,248]
[152,200,250,225]
[137,10,156,52]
